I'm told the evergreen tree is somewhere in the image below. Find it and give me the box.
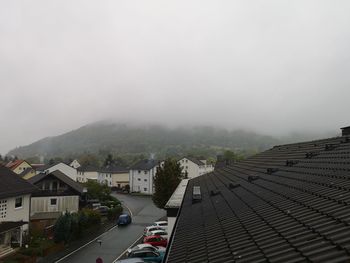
[104,154,114,166]
[152,158,183,209]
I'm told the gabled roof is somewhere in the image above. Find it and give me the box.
[35,162,73,172]
[179,157,205,166]
[131,159,159,170]
[166,134,350,263]
[0,165,37,199]
[6,160,29,170]
[99,164,129,173]
[77,165,99,172]
[19,167,35,177]
[28,170,84,194]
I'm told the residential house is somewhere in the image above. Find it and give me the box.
[129,160,159,195]
[28,170,86,226]
[6,160,36,180]
[178,157,214,179]
[0,165,37,258]
[69,159,81,169]
[77,165,99,183]
[35,162,77,181]
[99,165,129,189]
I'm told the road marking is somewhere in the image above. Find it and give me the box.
[112,235,143,263]
[122,202,134,217]
[54,224,118,263]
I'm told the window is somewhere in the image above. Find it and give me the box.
[15,197,22,209]
[138,170,141,174]
[144,179,147,182]
[0,199,7,218]
[144,171,148,174]
[144,188,147,191]
[138,178,141,181]
[50,198,57,205]
[185,160,188,163]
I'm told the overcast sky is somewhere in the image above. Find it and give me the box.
[1,0,350,154]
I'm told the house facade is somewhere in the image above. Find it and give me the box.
[36,162,77,181]
[77,166,99,183]
[129,160,159,195]
[28,170,85,225]
[69,159,81,169]
[178,157,214,179]
[99,165,129,189]
[6,160,36,180]
[0,165,36,258]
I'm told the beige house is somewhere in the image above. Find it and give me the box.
[6,160,36,180]
[99,165,129,188]
[0,165,37,258]
[77,165,99,183]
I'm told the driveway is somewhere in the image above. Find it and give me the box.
[55,193,165,263]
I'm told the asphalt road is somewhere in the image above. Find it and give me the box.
[55,193,165,263]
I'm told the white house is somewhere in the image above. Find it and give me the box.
[178,157,214,179]
[28,170,85,224]
[129,160,159,195]
[0,165,37,258]
[36,162,77,181]
[69,159,81,169]
[97,169,112,187]
[76,165,99,183]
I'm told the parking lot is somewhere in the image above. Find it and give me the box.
[55,193,166,263]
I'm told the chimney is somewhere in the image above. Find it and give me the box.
[341,126,350,136]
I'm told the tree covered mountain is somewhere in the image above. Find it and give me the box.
[8,122,312,161]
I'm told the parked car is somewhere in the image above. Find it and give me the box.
[117,213,132,226]
[127,244,166,256]
[143,235,168,247]
[145,230,168,239]
[144,226,163,236]
[153,221,168,230]
[128,248,164,263]
[115,258,145,263]
[93,205,109,216]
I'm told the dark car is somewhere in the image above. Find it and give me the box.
[117,213,132,226]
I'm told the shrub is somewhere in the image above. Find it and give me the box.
[107,206,123,221]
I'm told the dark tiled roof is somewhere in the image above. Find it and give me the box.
[131,159,159,170]
[99,164,129,173]
[166,135,350,263]
[28,170,84,194]
[0,221,27,234]
[0,165,37,199]
[77,165,99,172]
[19,167,34,177]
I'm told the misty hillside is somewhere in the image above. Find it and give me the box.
[8,122,285,159]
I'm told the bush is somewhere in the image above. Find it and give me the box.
[53,210,101,244]
[107,206,123,221]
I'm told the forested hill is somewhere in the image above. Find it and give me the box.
[8,122,285,159]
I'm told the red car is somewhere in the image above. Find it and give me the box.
[143,235,168,247]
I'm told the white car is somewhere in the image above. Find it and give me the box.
[153,221,168,231]
[144,225,163,236]
[146,229,168,239]
[126,244,166,256]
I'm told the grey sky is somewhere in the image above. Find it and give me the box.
[1,0,350,154]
